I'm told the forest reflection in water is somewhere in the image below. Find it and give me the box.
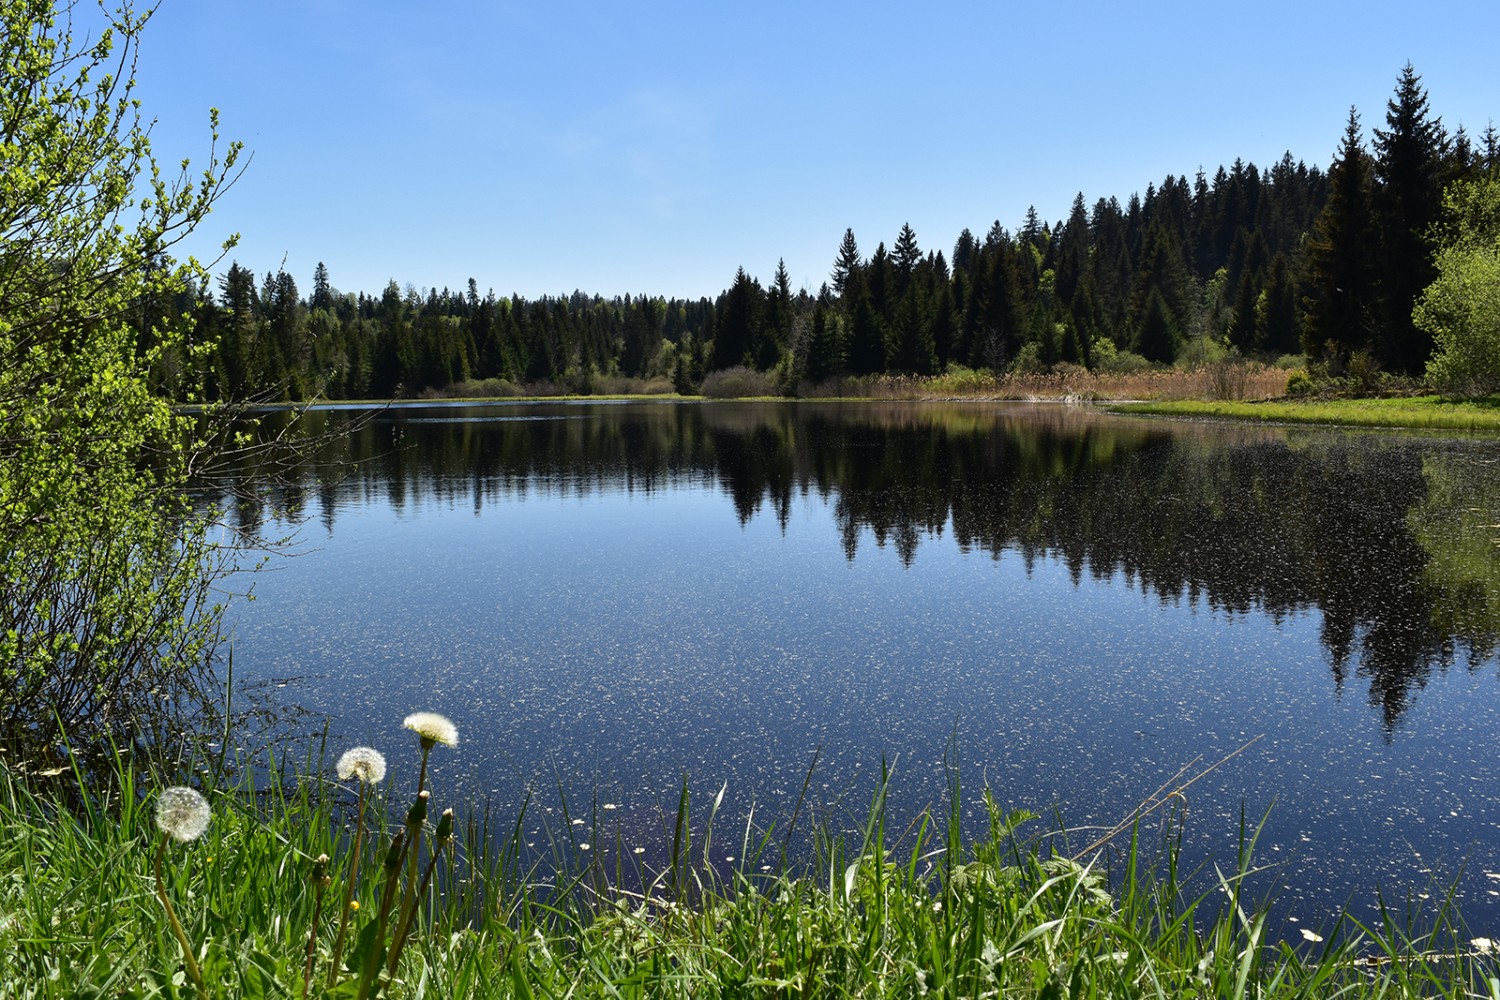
[219,400,1500,930]
[231,400,1500,734]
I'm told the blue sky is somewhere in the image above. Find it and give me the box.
[126,0,1498,302]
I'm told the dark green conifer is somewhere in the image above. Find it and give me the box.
[1372,63,1448,373]
[892,223,921,292]
[831,229,861,297]
[1302,107,1380,362]
[1134,288,1180,363]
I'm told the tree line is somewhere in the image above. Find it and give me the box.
[171,64,1495,402]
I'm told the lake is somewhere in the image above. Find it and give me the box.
[220,399,1500,932]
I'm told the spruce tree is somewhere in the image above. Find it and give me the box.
[846,292,887,375]
[1372,63,1448,373]
[1302,107,1380,363]
[805,303,845,383]
[711,267,760,370]
[831,229,861,297]
[887,289,936,375]
[1134,288,1180,363]
[892,223,921,292]
[1256,253,1301,356]
[311,262,332,311]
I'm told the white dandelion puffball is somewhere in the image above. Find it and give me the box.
[403,711,458,748]
[155,786,211,843]
[336,746,387,784]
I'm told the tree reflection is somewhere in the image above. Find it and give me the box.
[218,401,1500,731]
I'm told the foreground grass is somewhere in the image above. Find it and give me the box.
[1111,395,1500,432]
[4,748,1498,1000]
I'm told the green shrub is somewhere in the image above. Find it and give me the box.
[1092,338,1151,374]
[1177,335,1231,367]
[1285,371,1316,396]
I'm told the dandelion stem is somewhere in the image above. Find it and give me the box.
[387,809,454,978]
[328,782,369,988]
[153,835,209,1000]
[303,854,330,1000]
[355,829,406,1000]
[397,784,430,955]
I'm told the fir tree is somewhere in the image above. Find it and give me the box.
[1134,288,1180,363]
[887,289,936,375]
[892,223,921,292]
[1256,253,1301,356]
[712,267,761,370]
[831,229,861,297]
[1302,108,1380,363]
[846,292,887,375]
[1372,63,1448,373]
[804,303,845,383]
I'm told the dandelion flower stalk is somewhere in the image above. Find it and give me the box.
[387,808,454,978]
[152,787,211,1000]
[329,747,386,989]
[355,829,406,1000]
[395,789,430,960]
[303,854,330,1000]
[399,713,455,928]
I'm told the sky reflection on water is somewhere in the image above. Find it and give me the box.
[222,401,1500,932]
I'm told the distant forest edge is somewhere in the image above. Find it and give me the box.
[165,66,1497,403]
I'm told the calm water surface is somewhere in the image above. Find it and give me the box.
[222,400,1500,931]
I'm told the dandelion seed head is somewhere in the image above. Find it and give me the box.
[336,746,387,784]
[155,786,210,843]
[403,711,458,748]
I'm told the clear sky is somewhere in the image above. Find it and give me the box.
[123,0,1499,303]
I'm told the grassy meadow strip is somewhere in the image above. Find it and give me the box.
[1110,395,1500,432]
[3,728,1498,997]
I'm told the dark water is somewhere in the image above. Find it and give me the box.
[220,400,1500,932]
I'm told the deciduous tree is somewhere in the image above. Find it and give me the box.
[1,0,243,747]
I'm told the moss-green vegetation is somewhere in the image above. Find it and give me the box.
[3,733,1495,998]
[1110,395,1500,432]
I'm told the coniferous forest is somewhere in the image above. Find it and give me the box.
[174,65,1496,403]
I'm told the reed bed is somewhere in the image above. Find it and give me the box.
[2,727,1495,998]
[867,363,1295,403]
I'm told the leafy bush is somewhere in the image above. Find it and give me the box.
[1177,335,1231,367]
[1418,247,1500,397]
[1091,338,1151,374]
[1285,371,1316,396]
[1009,342,1047,374]
[928,364,1001,395]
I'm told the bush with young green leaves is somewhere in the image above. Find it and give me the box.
[0,0,242,750]
[1416,174,1500,397]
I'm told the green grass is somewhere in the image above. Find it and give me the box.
[1110,395,1500,432]
[4,736,1498,1000]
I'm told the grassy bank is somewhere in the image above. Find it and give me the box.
[1110,396,1500,432]
[3,729,1495,998]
